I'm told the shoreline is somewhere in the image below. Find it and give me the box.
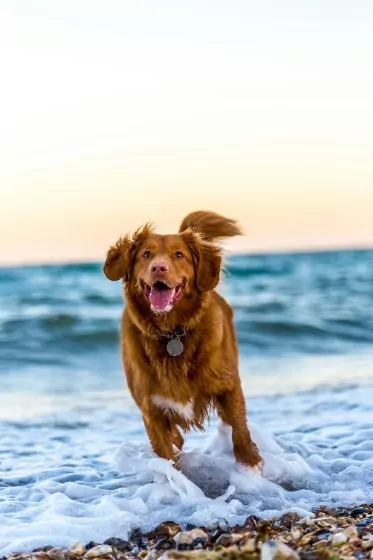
[3,504,373,560]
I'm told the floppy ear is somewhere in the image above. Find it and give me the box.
[103,223,154,282]
[103,235,133,281]
[182,229,222,292]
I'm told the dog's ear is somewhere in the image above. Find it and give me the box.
[103,235,133,281]
[103,223,154,282]
[195,240,222,292]
[181,229,222,292]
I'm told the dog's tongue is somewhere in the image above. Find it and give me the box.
[149,286,174,310]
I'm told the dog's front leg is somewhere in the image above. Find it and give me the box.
[142,410,178,461]
[216,387,263,469]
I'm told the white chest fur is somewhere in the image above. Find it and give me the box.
[151,395,194,421]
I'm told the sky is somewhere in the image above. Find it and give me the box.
[1,0,373,265]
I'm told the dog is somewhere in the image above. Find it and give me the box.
[103,210,262,470]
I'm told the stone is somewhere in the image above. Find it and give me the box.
[351,507,369,518]
[85,545,113,558]
[103,538,133,551]
[290,529,301,541]
[154,539,176,551]
[261,540,300,559]
[332,532,347,546]
[214,534,242,547]
[47,549,64,560]
[85,543,100,551]
[363,535,373,550]
[357,516,373,528]
[67,543,86,557]
[173,529,208,546]
[241,538,256,552]
[149,523,181,539]
[131,528,143,541]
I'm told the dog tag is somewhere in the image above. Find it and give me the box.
[167,337,184,356]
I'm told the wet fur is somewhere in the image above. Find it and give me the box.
[103,211,262,468]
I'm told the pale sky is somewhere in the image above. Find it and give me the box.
[1,0,373,265]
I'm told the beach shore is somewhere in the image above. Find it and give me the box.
[4,504,373,560]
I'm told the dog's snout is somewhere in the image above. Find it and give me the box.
[150,261,169,274]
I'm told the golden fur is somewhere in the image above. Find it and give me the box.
[103,210,262,468]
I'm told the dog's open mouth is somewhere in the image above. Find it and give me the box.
[143,281,183,312]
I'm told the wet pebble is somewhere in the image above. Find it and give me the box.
[357,516,373,528]
[362,535,373,550]
[103,538,133,551]
[261,539,300,559]
[332,532,347,545]
[215,533,242,547]
[290,529,301,541]
[244,515,259,530]
[351,507,370,518]
[4,503,373,560]
[85,543,100,552]
[46,549,64,560]
[66,543,85,557]
[314,516,336,528]
[148,523,181,539]
[130,529,143,542]
[84,545,113,558]
[176,544,189,551]
[209,529,225,543]
[143,549,161,560]
[192,538,206,548]
[173,528,208,546]
[310,529,332,542]
[154,539,176,551]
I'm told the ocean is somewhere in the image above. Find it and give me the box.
[1,249,373,553]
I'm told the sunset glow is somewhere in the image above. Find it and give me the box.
[1,1,373,265]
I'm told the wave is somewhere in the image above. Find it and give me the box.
[226,262,293,278]
[237,317,372,340]
[1,250,373,367]
[1,312,372,369]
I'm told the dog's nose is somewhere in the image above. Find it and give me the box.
[151,261,169,274]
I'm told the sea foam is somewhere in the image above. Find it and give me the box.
[1,383,373,554]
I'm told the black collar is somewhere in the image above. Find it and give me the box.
[156,327,186,342]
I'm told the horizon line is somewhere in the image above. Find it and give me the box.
[1,243,372,270]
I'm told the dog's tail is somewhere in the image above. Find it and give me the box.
[179,210,242,242]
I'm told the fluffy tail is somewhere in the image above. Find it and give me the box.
[179,210,242,241]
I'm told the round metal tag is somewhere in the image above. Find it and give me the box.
[167,337,184,356]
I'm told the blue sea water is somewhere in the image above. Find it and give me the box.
[1,249,373,552]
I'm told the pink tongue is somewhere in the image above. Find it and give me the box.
[149,286,174,310]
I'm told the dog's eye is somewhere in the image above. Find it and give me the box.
[143,251,151,259]
[175,251,184,259]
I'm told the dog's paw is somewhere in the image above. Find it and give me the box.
[252,462,264,476]
[172,451,184,471]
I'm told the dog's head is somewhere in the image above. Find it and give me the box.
[103,225,222,314]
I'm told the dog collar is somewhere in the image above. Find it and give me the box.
[157,328,186,356]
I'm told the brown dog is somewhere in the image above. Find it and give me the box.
[103,211,262,469]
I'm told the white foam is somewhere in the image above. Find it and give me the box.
[1,382,373,554]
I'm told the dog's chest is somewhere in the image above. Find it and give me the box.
[145,336,199,379]
[148,354,200,422]
[150,395,195,421]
